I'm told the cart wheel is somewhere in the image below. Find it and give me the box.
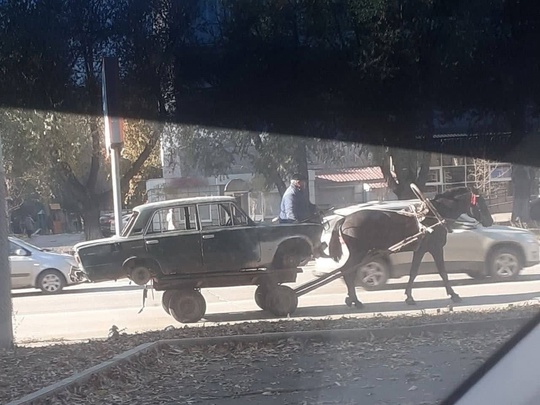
[265,285,298,317]
[169,289,206,323]
[254,285,269,310]
[161,290,174,315]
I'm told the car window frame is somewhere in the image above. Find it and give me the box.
[197,202,253,230]
[143,204,199,236]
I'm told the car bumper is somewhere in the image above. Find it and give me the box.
[69,266,88,283]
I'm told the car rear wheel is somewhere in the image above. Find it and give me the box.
[355,257,390,291]
[489,247,522,280]
[37,269,66,294]
[168,289,206,323]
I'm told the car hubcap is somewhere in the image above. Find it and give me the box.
[42,274,61,292]
[358,262,385,287]
[494,254,519,277]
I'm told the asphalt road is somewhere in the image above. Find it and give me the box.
[11,257,540,344]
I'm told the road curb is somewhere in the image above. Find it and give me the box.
[8,316,528,405]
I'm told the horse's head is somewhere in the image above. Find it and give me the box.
[432,187,493,227]
[466,188,494,227]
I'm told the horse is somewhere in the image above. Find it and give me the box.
[327,187,494,308]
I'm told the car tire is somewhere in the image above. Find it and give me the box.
[355,257,390,291]
[489,247,522,280]
[129,265,152,286]
[169,289,206,323]
[37,269,66,294]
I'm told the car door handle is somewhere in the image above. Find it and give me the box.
[145,240,159,245]
[202,234,214,239]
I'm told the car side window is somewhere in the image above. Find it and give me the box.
[199,203,249,229]
[147,205,197,234]
[230,204,249,226]
[199,203,227,229]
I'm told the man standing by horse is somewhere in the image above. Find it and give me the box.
[278,173,317,224]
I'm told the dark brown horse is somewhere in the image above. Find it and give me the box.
[328,187,494,308]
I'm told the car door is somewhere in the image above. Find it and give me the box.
[198,202,261,272]
[442,216,485,272]
[9,241,36,288]
[143,205,204,275]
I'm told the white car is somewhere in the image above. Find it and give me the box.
[9,237,80,294]
[318,199,540,289]
[110,213,132,234]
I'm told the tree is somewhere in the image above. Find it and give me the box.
[370,146,431,200]
[173,124,362,197]
[0,0,170,240]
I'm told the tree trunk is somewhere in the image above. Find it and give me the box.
[81,202,102,241]
[294,140,310,195]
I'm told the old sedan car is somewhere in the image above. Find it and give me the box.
[319,199,540,290]
[9,236,80,294]
[73,196,325,322]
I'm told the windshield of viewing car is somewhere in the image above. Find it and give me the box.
[2,2,540,405]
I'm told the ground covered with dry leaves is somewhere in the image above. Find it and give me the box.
[1,305,537,404]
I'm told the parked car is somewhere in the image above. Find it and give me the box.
[319,199,540,290]
[99,213,114,237]
[73,196,326,286]
[110,213,132,235]
[9,236,80,294]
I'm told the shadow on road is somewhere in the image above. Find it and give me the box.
[203,291,540,323]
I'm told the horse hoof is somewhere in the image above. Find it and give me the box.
[405,297,416,305]
[451,294,462,303]
[345,297,353,307]
[353,301,364,309]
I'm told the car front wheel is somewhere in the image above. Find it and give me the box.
[489,247,522,280]
[355,257,390,290]
[37,269,66,294]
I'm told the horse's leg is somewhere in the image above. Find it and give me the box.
[404,249,426,305]
[431,246,462,303]
[341,253,364,309]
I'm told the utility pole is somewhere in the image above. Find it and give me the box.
[0,134,13,348]
[102,57,124,236]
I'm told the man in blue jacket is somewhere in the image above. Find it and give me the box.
[278,173,317,223]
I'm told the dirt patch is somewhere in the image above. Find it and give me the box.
[52,326,514,405]
[1,305,537,404]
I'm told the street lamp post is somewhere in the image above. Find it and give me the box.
[102,57,124,237]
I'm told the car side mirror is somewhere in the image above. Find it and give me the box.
[14,249,27,256]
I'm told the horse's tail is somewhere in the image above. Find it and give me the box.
[328,217,346,262]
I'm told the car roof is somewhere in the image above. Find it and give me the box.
[133,195,237,212]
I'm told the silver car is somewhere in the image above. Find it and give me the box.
[9,236,80,294]
[319,199,540,290]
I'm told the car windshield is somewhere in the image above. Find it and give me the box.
[2,3,540,405]
[121,211,139,237]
